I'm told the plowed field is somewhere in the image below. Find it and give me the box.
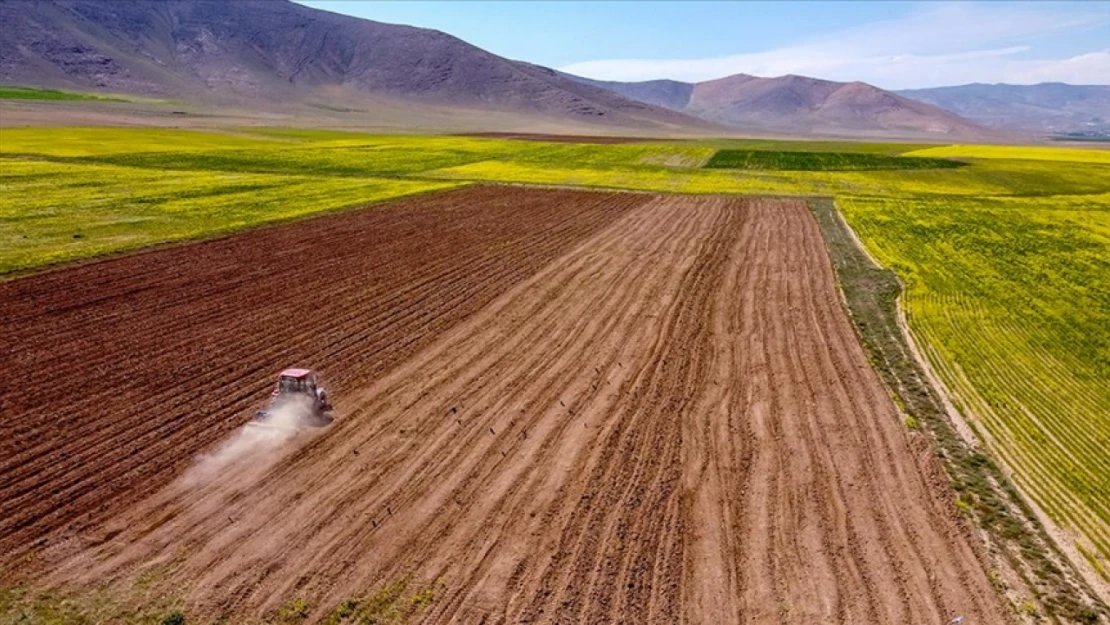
[1,188,1007,624]
[0,186,643,567]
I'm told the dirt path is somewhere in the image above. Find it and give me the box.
[31,194,1008,624]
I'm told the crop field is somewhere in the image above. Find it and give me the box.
[840,193,1110,584]
[1,187,1007,624]
[703,148,965,170]
[0,159,458,273]
[4,127,1110,277]
[904,144,1110,164]
[0,85,125,101]
[0,129,724,275]
[0,127,283,156]
[79,142,529,177]
[2,125,1109,621]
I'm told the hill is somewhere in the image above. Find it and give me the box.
[567,73,992,139]
[0,0,713,132]
[897,83,1110,137]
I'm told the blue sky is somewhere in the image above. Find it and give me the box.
[296,1,1109,89]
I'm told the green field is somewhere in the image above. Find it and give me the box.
[691,137,936,154]
[1,125,1108,593]
[0,85,126,102]
[841,193,1110,579]
[703,148,965,170]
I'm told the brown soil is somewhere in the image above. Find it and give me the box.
[0,186,644,570]
[3,190,1008,624]
[460,132,667,144]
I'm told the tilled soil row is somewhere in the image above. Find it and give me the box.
[47,196,1008,624]
[0,185,646,570]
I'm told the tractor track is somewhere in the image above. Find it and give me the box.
[5,190,1008,623]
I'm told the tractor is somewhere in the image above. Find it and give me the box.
[253,368,332,427]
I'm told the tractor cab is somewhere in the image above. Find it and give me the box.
[275,368,319,396]
[256,368,332,422]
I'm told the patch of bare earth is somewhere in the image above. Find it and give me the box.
[6,190,1008,623]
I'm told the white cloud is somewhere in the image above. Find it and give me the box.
[558,3,1110,88]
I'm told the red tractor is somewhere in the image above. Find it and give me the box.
[254,368,332,425]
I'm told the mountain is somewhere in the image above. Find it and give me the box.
[565,73,991,138]
[896,83,1110,136]
[575,78,695,111]
[0,0,714,132]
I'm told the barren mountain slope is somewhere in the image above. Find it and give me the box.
[556,73,696,110]
[567,71,993,138]
[0,0,713,130]
[684,74,989,137]
[898,83,1110,134]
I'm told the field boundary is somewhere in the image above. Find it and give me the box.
[808,197,1108,623]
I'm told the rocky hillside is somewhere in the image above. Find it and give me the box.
[897,83,1110,136]
[567,72,992,138]
[0,0,713,130]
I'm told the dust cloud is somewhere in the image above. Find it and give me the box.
[181,396,316,487]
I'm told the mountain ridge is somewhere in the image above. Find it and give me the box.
[895,83,1110,135]
[1,0,1039,139]
[563,72,993,139]
[0,0,717,132]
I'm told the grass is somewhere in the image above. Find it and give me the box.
[703,148,965,170]
[0,584,185,625]
[0,576,440,625]
[0,85,126,102]
[317,578,441,625]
